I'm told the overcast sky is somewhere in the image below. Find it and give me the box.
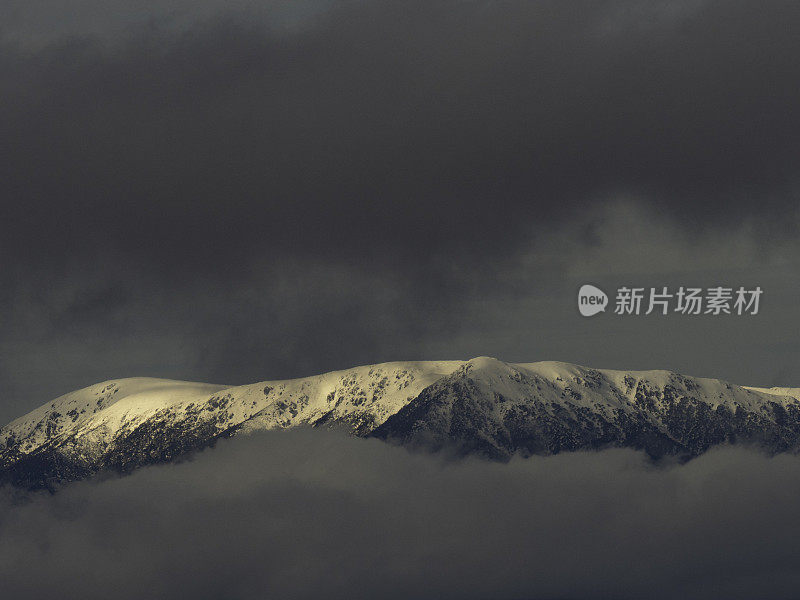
[2,0,799,424]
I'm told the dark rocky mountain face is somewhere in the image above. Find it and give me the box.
[2,358,798,490]
[2,412,236,491]
[371,359,800,461]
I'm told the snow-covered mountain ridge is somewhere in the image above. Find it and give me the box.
[2,357,799,488]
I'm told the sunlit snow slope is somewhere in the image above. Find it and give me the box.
[0,361,461,487]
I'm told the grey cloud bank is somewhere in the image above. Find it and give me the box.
[2,429,800,599]
[1,1,799,421]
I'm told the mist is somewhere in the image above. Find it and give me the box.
[3,429,800,599]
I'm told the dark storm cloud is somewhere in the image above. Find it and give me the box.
[1,1,800,421]
[3,429,800,600]
[2,0,799,267]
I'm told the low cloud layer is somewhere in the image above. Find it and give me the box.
[3,429,800,599]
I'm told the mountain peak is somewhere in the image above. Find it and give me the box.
[3,358,800,489]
